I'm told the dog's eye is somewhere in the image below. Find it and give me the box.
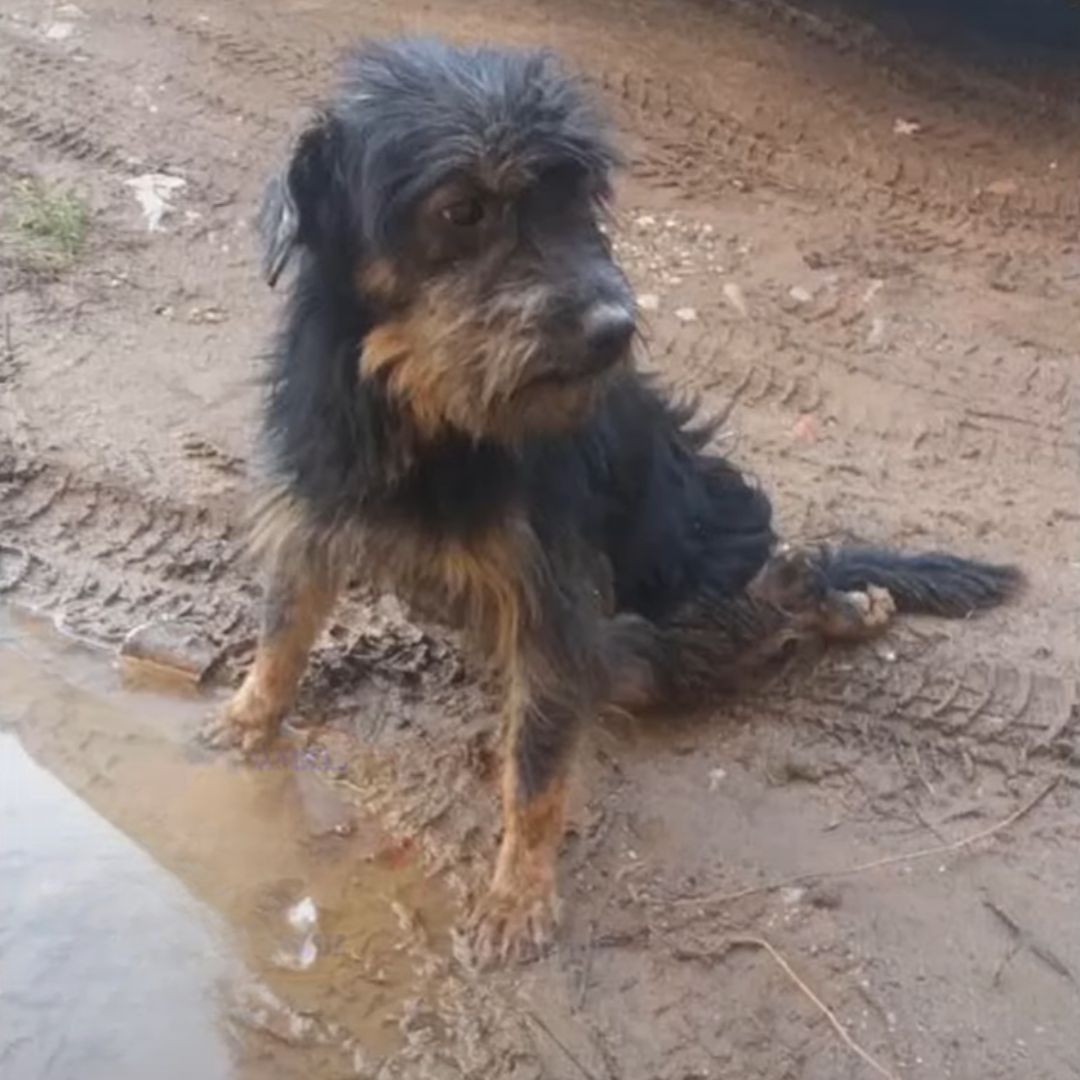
[441,197,485,228]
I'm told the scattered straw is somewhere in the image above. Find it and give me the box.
[729,935,900,1080]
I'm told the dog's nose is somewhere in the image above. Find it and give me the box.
[582,303,635,368]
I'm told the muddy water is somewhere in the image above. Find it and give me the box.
[0,608,454,1079]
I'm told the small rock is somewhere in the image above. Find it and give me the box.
[674,306,698,323]
[788,285,814,304]
[722,281,749,317]
[634,214,656,230]
[985,178,1019,197]
[790,413,819,443]
[188,306,227,324]
[44,21,76,40]
[119,618,218,684]
[893,117,921,136]
[637,292,660,313]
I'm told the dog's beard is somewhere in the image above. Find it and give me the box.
[360,283,620,442]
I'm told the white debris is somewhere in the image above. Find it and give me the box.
[57,3,87,17]
[722,281,749,317]
[44,21,76,40]
[674,306,698,323]
[124,173,186,231]
[893,118,921,136]
[634,213,656,230]
[271,896,320,971]
[861,278,884,305]
[637,292,660,313]
[788,285,814,305]
[707,767,727,791]
[287,895,318,932]
[867,316,887,348]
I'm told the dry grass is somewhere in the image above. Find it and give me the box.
[5,178,90,270]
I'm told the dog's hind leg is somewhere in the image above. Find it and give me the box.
[605,546,899,710]
[204,552,341,752]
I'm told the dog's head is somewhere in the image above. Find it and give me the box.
[262,39,634,442]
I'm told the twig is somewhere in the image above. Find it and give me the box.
[729,935,901,1080]
[666,775,1061,909]
[521,1006,601,1080]
[983,898,1075,985]
[577,919,597,1010]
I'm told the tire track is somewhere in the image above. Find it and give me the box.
[758,646,1080,781]
[596,61,1080,246]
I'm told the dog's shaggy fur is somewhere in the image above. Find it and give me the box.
[207,39,1022,965]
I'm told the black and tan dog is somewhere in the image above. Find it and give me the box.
[205,39,1020,965]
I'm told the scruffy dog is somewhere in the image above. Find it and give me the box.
[205,39,1020,965]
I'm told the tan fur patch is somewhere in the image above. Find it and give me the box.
[491,764,568,897]
[358,286,614,442]
[357,258,403,304]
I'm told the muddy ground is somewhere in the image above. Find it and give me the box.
[1,0,1079,1077]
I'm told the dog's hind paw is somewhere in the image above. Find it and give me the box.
[458,880,559,970]
[753,545,828,611]
[821,585,897,640]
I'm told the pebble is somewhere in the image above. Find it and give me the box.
[722,282,749,317]
[788,285,814,305]
[985,178,1019,197]
[637,292,660,313]
[118,618,218,684]
[674,306,698,323]
[791,413,819,443]
[44,21,76,40]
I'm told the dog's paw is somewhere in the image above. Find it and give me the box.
[199,683,282,753]
[821,585,897,640]
[754,545,828,611]
[459,880,560,970]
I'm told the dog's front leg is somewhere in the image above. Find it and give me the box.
[468,665,585,967]
[204,552,341,752]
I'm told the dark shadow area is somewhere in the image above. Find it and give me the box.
[790,0,1080,63]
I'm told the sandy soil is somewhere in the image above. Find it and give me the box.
[2,1,1079,1077]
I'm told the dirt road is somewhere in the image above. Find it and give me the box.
[2,1,1078,1077]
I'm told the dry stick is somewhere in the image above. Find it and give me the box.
[521,1006,601,1080]
[730,935,900,1080]
[667,775,1061,910]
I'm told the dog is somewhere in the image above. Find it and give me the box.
[204,39,1022,966]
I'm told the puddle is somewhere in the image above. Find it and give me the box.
[0,608,455,1079]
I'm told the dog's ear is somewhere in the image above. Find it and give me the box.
[259,115,344,287]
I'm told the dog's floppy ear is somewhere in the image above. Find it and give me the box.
[259,115,343,287]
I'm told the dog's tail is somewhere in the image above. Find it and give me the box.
[815,546,1023,617]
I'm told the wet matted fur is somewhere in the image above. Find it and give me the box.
[205,39,1022,966]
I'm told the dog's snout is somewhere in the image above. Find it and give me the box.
[582,303,635,368]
